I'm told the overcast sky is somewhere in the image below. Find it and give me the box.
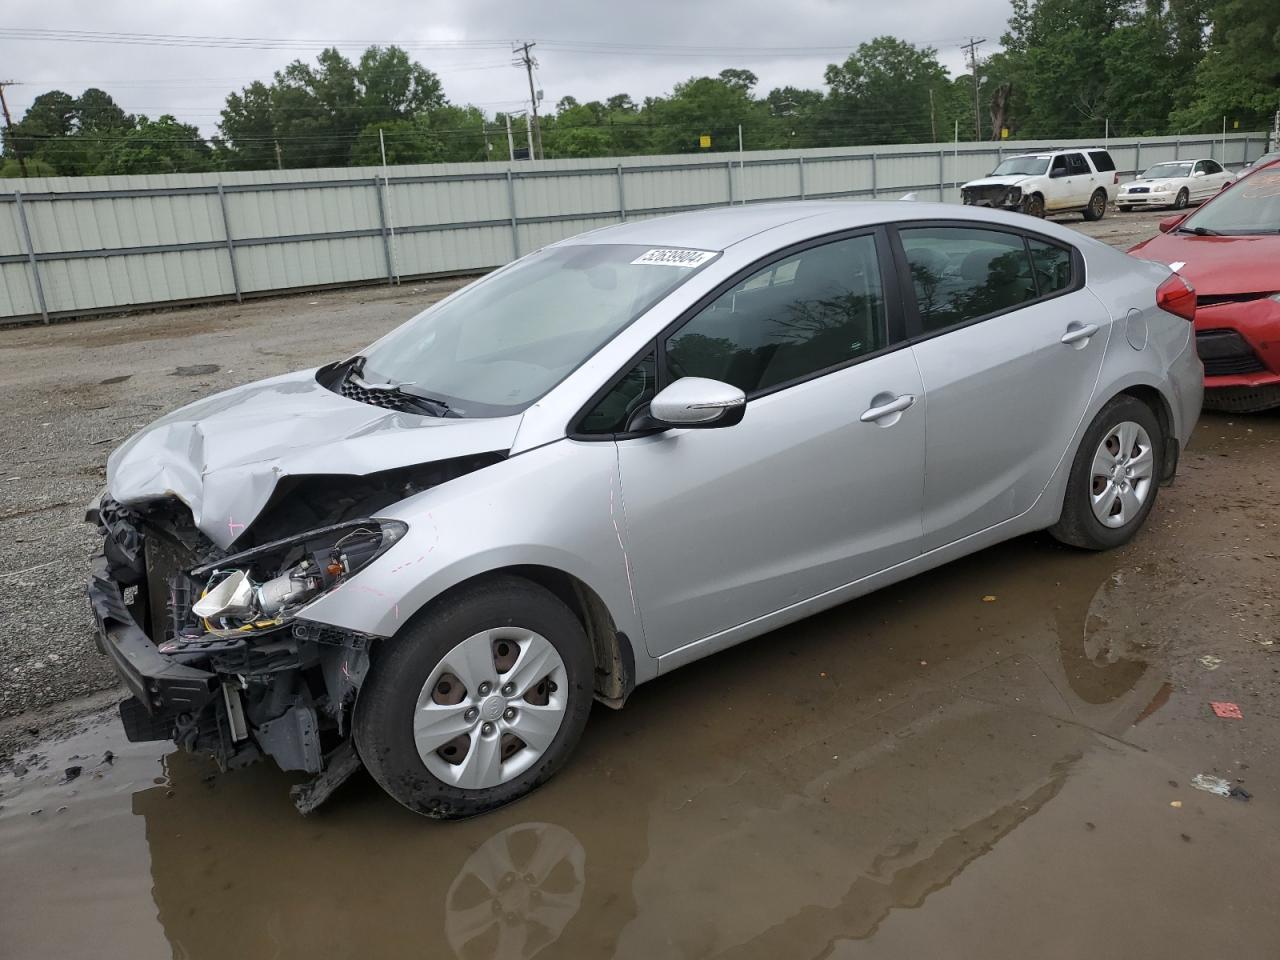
[2,1,1011,136]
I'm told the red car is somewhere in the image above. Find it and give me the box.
[1129,158,1280,412]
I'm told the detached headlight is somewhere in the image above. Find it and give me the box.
[185,518,408,633]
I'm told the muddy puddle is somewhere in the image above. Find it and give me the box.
[5,516,1277,959]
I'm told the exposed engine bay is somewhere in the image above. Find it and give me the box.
[87,454,501,812]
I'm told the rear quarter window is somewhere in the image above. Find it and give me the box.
[1088,151,1116,173]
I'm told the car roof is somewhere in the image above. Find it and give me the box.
[554,199,1092,253]
[1003,147,1109,160]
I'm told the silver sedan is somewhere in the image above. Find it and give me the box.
[89,201,1203,817]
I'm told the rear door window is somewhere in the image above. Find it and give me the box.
[899,227,1038,334]
[1027,239,1073,294]
[1087,151,1116,173]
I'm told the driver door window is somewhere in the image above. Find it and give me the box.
[664,234,887,396]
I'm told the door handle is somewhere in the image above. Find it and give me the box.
[1060,323,1099,345]
[860,394,916,423]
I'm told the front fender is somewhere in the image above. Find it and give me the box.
[294,439,645,653]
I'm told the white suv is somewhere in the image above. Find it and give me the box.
[961,149,1119,220]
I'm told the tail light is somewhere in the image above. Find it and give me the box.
[1113,172,1120,185]
[1156,273,1196,321]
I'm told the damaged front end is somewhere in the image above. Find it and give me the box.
[87,496,403,813]
[961,183,1024,210]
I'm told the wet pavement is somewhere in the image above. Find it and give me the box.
[3,411,1279,959]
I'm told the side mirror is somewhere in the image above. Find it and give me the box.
[1158,214,1187,233]
[648,377,746,429]
[1049,168,1067,179]
[1193,170,1206,178]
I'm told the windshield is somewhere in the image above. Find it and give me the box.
[358,243,716,417]
[991,156,1050,176]
[1142,162,1192,179]
[1181,170,1280,235]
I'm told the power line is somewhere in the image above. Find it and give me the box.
[0,27,972,57]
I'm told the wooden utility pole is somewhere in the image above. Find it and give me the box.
[0,81,28,177]
[928,88,937,143]
[961,38,986,142]
[513,42,543,160]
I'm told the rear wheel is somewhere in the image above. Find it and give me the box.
[1082,189,1108,221]
[1020,193,1046,218]
[1050,396,1162,550]
[354,575,594,819]
[1173,188,1190,210]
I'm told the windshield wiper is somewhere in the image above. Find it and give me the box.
[1178,225,1221,236]
[395,384,453,417]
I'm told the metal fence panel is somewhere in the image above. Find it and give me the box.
[0,131,1265,324]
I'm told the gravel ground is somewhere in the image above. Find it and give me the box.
[0,208,1181,739]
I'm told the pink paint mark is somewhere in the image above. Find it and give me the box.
[227,515,245,537]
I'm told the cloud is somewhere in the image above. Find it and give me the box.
[3,0,1009,135]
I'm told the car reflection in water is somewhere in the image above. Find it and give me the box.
[127,541,1171,960]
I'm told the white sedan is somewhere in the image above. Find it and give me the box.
[1117,158,1234,211]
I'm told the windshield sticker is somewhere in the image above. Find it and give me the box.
[631,248,717,267]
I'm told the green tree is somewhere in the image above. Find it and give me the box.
[217,81,278,170]
[642,74,776,154]
[1101,11,1180,136]
[94,115,212,175]
[543,100,615,157]
[820,37,952,144]
[75,88,135,134]
[1171,0,1280,131]
[1000,0,1127,138]
[350,118,443,165]
[0,156,57,178]
[218,45,448,169]
[7,88,140,175]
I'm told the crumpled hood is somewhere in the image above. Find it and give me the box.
[963,175,1028,189]
[106,369,521,549]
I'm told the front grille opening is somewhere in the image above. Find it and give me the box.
[1197,292,1271,307]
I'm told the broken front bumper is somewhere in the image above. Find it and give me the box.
[88,552,217,731]
[961,185,1022,209]
[86,498,380,811]
[1196,300,1280,412]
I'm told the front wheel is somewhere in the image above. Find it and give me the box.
[1049,396,1163,550]
[1082,189,1108,221]
[1173,188,1190,210]
[1020,193,1046,218]
[354,575,594,819]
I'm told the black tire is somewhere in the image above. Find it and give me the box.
[1021,193,1046,218]
[1082,189,1108,221]
[1050,395,1163,550]
[1173,188,1189,210]
[354,575,594,819]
